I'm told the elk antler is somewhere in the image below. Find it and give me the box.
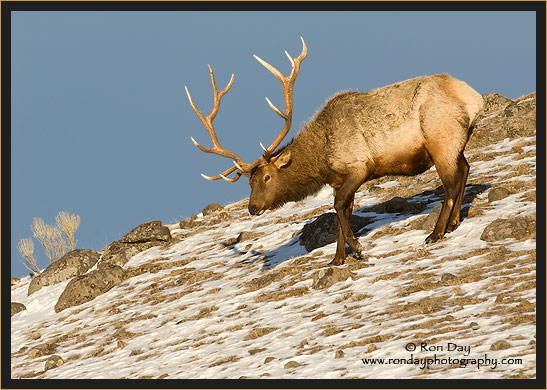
[185,66,250,181]
[253,36,307,159]
[186,38,307,182]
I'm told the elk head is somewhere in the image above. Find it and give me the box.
[185,38,307,215]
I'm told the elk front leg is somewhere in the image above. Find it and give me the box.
[333,181,363,261]
[329,196,354,266]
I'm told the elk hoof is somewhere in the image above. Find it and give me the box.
[425,232,442,244]
[445,221,460,233]
[328,257,345,266]
[352,244,364,259]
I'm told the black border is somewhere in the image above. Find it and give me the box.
[0,0,545,12]
[2,1,545,389]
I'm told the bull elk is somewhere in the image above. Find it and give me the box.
[185,38,484,266]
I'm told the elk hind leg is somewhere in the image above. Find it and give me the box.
[446,152,469,233]
[425,156,466,243]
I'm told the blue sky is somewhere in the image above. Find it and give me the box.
[10,10,536,277]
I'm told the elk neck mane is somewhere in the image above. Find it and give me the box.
[267,117,332,207]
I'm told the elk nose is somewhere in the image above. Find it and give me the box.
[249,205,258,215]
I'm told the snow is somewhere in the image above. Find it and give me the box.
[10,134,537,380]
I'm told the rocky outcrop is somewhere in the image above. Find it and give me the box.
[28,250,100,296]
[202,203,224,216]
[99,221,172,268]
[469,92,536,147]
[119,220,171,244]
[55,264,126,313]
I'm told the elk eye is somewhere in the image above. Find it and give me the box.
[264,174,271,183]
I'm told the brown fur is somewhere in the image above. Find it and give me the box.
[248,74,483,265]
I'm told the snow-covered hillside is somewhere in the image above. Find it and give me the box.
[10,93,537,379]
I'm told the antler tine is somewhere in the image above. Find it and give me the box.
[254,37,307,156]
[200,165,241,182]
[186,66,251,182]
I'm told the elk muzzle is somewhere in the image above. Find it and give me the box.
[248,204,265,216]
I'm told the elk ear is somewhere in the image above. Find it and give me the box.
[272,151,291,170]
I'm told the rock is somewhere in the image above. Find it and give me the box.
[500,95,536,138]
[284,361,302,369]
[44,355,64,371]
[11,277,20,286]
[119,221,171,244]
[385,197,410,213]
[203,203,224,216]
[440,273,457,283]
[503,101,527,117]
[469,322,480,330]
[28,342,57,359]
[99,241,158,268]
[481,93,513,116]
[11,302,27,317]
[480,217,534,242]
[179,214,200,229]
[502,115,536,138]
[417,203,442,231]
[367,344,377,353]
[28,249,100,296]
[54,263,126,313]
[488,187,512,202]
[299,212,372,252]
[264,357,276,364]
[223,231,267,247]
[208,211,231,225]
[99,221,172,268]
[335,350,344,359]
[248,348,267,355]
[312,266,356,290]
[491,340,511,351]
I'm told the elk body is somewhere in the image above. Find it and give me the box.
[186,38,484,266]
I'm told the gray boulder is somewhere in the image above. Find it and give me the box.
[299,212,372,252]
[488,187,512,202]
[417,203,442,231]
[99,221,172,268]
[99,241,157,268]
[28,249,100,296]
[55,263,126,313]
[385,197,411,213]
[480,217,535,242]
